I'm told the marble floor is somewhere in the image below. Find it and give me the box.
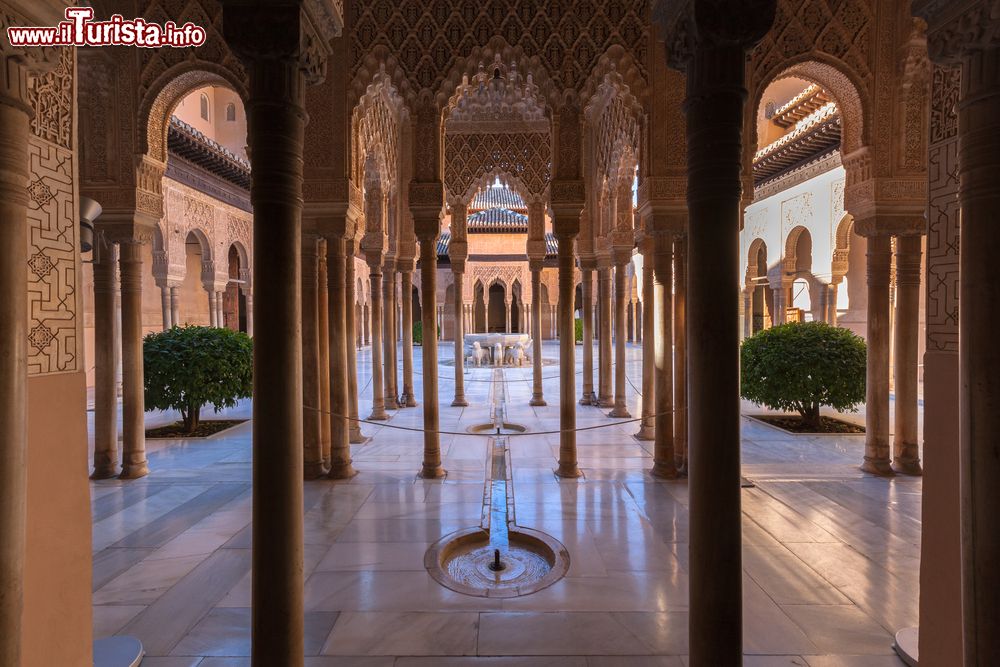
[90,341,918,666]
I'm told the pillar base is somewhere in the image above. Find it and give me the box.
[90,467,119,480]
[349,428,370,445]
[634,425,655,441]
[418,465,447,479]
[529,396,547,407]
[451,397,469,407]
[367,410,388,421]
[608,406,631,418]
[892,457,923,476]
[327,463,358,480]
[304,462,327,480]
[401,392,418,408]
[893,627,918,667]
[596,396,614,408]
[649,462,679,479]
[119,462,149,480]
[861,457,895,476]
[579,392,594,405]
[554,464,583,479]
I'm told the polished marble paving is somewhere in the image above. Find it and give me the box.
[91,341,917,665]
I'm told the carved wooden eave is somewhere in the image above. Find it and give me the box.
[168,117,250,190]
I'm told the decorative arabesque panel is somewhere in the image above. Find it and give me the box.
[445,132,550,202]
[350,0,648,94]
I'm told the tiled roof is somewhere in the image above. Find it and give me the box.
[470,184,527,212]
[168,116,251,190]
[468,207,529,233]
[438,231,558,258]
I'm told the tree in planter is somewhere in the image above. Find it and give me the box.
[144,326,253,434]
[740,321,866,430]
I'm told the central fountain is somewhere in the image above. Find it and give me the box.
[425,369,570,598]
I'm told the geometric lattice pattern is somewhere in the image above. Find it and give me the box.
[349,0,647,95]
[445,132,550,203]
[27,138,79,375]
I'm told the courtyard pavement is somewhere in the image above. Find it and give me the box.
[89,341,917,666]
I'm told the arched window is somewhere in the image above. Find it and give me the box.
[199,93,210,121]
[226,102,236,122]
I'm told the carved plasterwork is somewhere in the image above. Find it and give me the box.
[444,132,550,204]
[354,65,405,192]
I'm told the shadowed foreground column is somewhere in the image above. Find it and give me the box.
[328,236,356,479]
[674,232,688,472]
[222,3,336,660]
[650,229,674,478]
[317,239,332,462]
[302,234,324,478]
[555,231,581,478]
[670,1,775,661]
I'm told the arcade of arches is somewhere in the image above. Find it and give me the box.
[1,0,998,665]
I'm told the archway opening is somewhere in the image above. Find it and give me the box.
[487,284,506,333]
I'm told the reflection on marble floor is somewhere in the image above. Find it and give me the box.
[91,341,915,666]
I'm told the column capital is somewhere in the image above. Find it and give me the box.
[0,9,62,112]
[410,181,444,239]
[97,211,158,246]
[914,0,1000,64]
[222,0,341,85]
[654,0,777,72]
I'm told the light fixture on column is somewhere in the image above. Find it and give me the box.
[79,196,102,254]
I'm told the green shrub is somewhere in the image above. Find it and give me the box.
[413,320,423,345]
[143,326,253,434]
[574,317,583,343]
[740,321,866,429]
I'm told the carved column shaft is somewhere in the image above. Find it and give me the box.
[119,241,149,479]
[417,236,444,478]
[92,244,120,478]
[610,260,631,418]
[345,250,365,443]
[302,236,324,478]
[317,240,332,460]
[452,270,468,407]
[863,233,893,474]
[674,233,688,472]
[170,286,181,327]
[651,232,675,478]
[637,246,655,440]
[401,269,417,407]
[893,234,922,474]
[367,261,387,420]
[555,232,580,477]
[579,268,595,404]
[160,286,171,329]
[327,237,355,479]
[597,266,614,406]
[530,263,546,406]
[382,263,396,408]
[208,289,218,327]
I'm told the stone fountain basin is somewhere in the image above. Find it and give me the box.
[466,422,528,435]
[425,526,570,598]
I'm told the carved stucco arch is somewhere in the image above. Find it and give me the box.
[750,56,870,159]
[353,67,407,195]
[783,225,813,277]
[831,214,855,283]
[139,63,249,165]
[746,238,769,287]
[228,240,252,292]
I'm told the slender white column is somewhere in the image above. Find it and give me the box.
[892,235,922,474]
[160,285,171,329]
[554,232,580,478]
[207,289,218,327]
[530,264,546,406]
[401,269,417,407]
[327,237,355,479]
[610,260,631,417]
[417,237,444,478]
[345,248,366,443]
[452,269,468,407]
[637,243,655,440]
[119,241,149,479]
[170,286,181,327]
[862,234,893,475]
[367,260,388,420]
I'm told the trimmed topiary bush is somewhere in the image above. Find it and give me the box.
[574,317,583,343]
[740,321,866,430]
[143,325,253,434]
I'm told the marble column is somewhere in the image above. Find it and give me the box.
[862,234,893,475]
[382,262,396,409]
[555,231,581,478]
[160,286,172,329]
[674,234,689,473]
[505,298,512,333]
[956,42,1000,662]
[92,244,121,478]
[551,304,557,339]
[345,248,366,443]
[119,241,149,479]
[170,286,181,327]
[367,260,388,420]
[221,9,329,657]
[826,283,839,325]
[400,268,417,407]
[597,266,614,407]
[302,236,324,479]
[650,231,675,478]
[317,240,332,464]
[208,289,218,327]
[452,269,468,407]
[530,263,546,406]
[636,243,655,441]
[244,292,253,337]
[579,266,595,404]
[610,259,631,418]
[770,281,786,325]
[327,237,355,479]
[893,234,922,474]
[417,236,444,478]
[681,16,774,660]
